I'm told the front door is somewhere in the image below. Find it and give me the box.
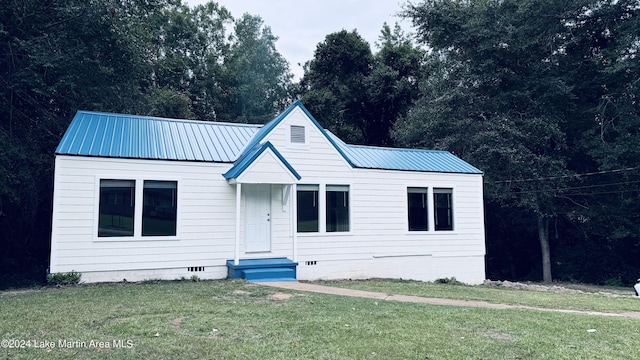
[244,184,271,253]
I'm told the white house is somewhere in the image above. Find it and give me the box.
[49,101,486,284]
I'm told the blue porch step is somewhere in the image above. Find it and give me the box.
[226,258,298,282]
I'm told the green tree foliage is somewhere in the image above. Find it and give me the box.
[0,0,159,285]
[299,30,374,144]
[554,0,640,284]
[396,0,640,284]
[145,0,233,119]
[220,14,294,123]
[0,0,293,287]
[366,23,425,146]
[300,26,425,145]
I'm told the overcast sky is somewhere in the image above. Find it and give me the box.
[183,0,411,79]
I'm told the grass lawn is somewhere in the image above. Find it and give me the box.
[316,279,640,313]
[1,280,639,359]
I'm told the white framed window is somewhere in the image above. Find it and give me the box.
[98,179,135,237]
[297,184,319,232]
[407,187,428,231]
[326,185,350,232]
[433,188,454,231]
[142,180,177,236]
[96,177,179,240]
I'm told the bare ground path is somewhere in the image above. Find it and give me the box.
[261,281,640,320]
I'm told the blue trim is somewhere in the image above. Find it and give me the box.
[223,141,302,180]
[56,103,483,174]
[239,101,356,168]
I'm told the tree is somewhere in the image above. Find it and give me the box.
[300,26,425,146]
[397,0,640,284]
[364,23,425,146]
[556,0,640,285]
[220,13,293,123]
[395,0,590,282]
[299,30,374,144]
[144,0,233,119]
[0,0,295,287]
[0,0,162,286]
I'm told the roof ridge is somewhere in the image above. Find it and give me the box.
[344,143,449,153]
[76,110,264,128]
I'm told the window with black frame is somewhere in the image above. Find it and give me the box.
[407,187,428,231]
[142,180,177,236]
[297,184,319,232]
[98,179,135,237]
[434,188,453,231]
[326,185,349,232]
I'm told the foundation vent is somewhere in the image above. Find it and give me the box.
[188,266,205,272]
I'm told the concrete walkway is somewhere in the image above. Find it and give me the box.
[260,281,640,320]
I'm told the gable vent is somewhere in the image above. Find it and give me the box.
[290,125,305,143]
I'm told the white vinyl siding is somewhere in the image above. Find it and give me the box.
[50,105,486,284]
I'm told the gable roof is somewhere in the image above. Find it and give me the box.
[56,103,482,175]
[55,111,261,162]
[223,141,301,181]
[239,101,355,168]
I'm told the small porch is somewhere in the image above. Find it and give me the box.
[223,141,301,281]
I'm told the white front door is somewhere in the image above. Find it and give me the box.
[244,184,271,253]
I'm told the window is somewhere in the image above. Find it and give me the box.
[97,178,178,239]
[407,187,428,231]
[434,188,453,231]
[143,180,177,236]
[326,185,349,232]
[297,184,318,232]
[290,125,305,143]
[99,179,135,237]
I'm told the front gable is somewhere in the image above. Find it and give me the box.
[253,102,355,175]
[223,141,301,184]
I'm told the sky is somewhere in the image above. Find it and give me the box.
[183,0,411,79]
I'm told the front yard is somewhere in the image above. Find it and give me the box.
[1,279,639,359]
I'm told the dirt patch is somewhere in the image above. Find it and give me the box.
[232,290,251,295]
[268,292,295,301]
[483,280,636,297]
[170,317,185,328]
[1,289,39,296]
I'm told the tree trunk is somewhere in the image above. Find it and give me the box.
[537,214,552,283]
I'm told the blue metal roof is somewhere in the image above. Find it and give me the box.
[327,132,483,174]
[56,104,482,174]
[56,111,261,162]
[223,141,301,180]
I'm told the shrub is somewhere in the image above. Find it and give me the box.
[47,271,81,286]
[434,277,461,285]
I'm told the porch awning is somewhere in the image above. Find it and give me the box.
[223,141,301,184]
